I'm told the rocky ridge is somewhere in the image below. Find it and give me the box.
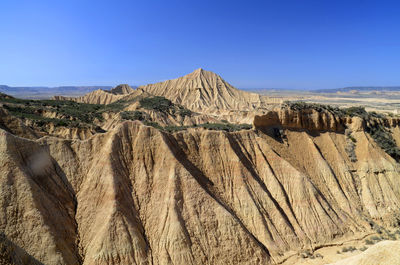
[0,112,400,264]
[1,70,400,264]
[53,84,136,105]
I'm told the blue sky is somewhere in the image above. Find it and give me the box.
[0,0,399,89]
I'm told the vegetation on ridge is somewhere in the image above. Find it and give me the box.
[285,101,400,161]
[1,98,104,128]
[139,96,193,117]
[366,124,400,161]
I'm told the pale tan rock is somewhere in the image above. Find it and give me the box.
[139,68,270,113]
[53,84,137,105]
[329,240,400,265]
[0,118,400,264]
[2,75,400,265]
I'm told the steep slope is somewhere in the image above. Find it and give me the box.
[1,112,400,264]
[139,68,269,113]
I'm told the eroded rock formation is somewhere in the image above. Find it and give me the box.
[1,117,400,264]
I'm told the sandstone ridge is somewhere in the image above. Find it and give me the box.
[1,117,400,264]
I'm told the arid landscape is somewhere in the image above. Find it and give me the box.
[0,69,400,264]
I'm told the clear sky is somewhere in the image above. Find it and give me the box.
[1,0,399,89]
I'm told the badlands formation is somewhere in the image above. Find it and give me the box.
[0,69,400,265]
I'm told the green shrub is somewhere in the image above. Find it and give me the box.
[139,96,173,112]
[177,107,193,118]
[2,98,104,124]
[285,101,384,120]
[371,236,383,242]
[341,246,356,252]
[198,123,252,132]
[366,125,400,161]
[143,121,163,130]
[359,246,368,251]
[343,106,368,118]
[120,111,145,121]
[365,239,374,245]
[345,129,357,162]
[164,125,190,132]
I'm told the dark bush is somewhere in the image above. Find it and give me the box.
[198,123,252,132]
[341,246,356,253]
[143,121,163,130]
[139,96,173,112]
[366,125,400,161]
[177,107,193,118]
[120,111,145,121]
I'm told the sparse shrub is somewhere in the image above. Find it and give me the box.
[369,111,385,119]
[198,123,252,132]
[164,125,190,132]
[143,121,163,130]
[359,246,368,251]
[341,246,356,253]
[345,128,357,162]
[348,135,357,143]
[343,106,368,118]
[387,233,397,240]
[177,107,193,118]
[366,124,400,161]
[299,250,314,259]
[365,239,374,245]
[120,111,145,121]
[139,96,173,112]
[371,236,382,242]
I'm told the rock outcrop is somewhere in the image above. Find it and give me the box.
[253,107,349,133]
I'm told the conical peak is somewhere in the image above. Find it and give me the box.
[191,68,205,77]
[187,68,219,80]
[110,84,134,95]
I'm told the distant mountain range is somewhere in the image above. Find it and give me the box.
[0,85,118,99]
[2,83,400,100]
[313,86,400,93]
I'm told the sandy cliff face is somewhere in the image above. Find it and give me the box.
[1,116,400,264]
[253,107,349,132]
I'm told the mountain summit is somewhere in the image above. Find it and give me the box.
[110,84,134,95]
[139,69,266,112]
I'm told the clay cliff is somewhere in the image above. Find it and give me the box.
[1,113,400,264]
